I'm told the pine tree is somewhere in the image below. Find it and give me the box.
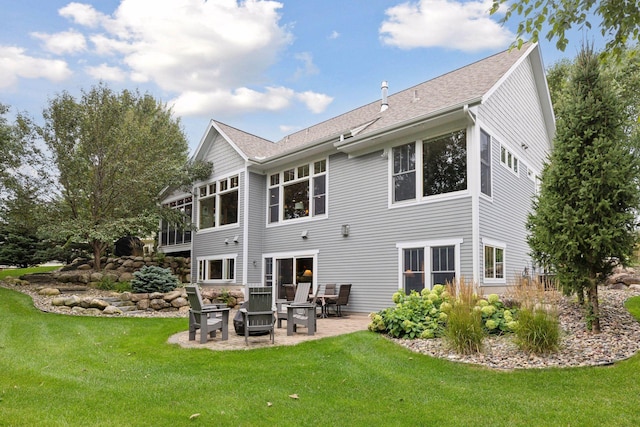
[527,45,640,332]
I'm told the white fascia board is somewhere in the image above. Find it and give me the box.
[335,101,480,158]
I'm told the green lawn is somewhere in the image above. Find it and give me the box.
[0,265,60,280]
[1,286,640,426]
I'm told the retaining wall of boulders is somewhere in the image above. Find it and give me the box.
[36,286,245,316]
[28,255,192,287]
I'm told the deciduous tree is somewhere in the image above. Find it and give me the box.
[22,84,209,270]
[491,0,640,61]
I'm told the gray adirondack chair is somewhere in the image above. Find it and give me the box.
[276,282,311,328]
[288,286,319,335]
[240,287,275,345]
[185,285,230,343]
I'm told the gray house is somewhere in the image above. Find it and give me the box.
[159,42,555,313]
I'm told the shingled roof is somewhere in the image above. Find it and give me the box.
[211,43,535,162]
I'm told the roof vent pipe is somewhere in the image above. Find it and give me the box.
[380,81,388,112]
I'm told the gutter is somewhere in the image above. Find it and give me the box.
[334,99,481,156]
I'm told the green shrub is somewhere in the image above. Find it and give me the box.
[475,294,518,334]
[96,275,117,291]
[514,307,560,354]
[115,281,132,293]
[444,299,485,354]
[130,266,178,294]
[368,285,450,339]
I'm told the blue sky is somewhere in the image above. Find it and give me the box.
[0,0,605,155]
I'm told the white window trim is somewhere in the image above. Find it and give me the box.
[482,238,506,284]
[479,129,493,200]
[196,171,241,232]
[266,158,328,227]
[262,250,319,295]
[500,144,519,176]
[388,128,471,209]
[396,238,463,290]
[197,253,238,284]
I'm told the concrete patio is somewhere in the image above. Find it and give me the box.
[168,311,371,350]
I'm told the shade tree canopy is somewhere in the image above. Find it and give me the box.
[491,0,640,61]
[20,83,210,270]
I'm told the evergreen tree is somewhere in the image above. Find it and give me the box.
[0,183,46,267]
[527,45,640,332]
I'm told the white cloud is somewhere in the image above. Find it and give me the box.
[0,45,72,89]
[31,29,87,55]
[170,85,332,116]
[328,30,340,40]
[96,0,294,92]
[295,91,333,114]
[293,52,319,79]
[380,0,513,51]
[59,2,107,28]
[2,0,334,116]
[85,63,127,81]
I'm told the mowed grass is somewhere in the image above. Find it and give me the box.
[0,265,60,280]
[1,286,640,426]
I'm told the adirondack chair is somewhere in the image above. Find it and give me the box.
[326,284,352,317]
[288,286,319,336]
[276,282,311,328]
[240,287,275,345]
[185,285,230,343]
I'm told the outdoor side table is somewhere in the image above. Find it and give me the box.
[286,303,316,336]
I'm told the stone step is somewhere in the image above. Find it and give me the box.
[99,297,136,308]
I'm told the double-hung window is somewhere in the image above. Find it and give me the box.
[197,255,236,283]
[198,175,239,230]
[392,129,467,203]
[483,239,506,283]
[268,159,327,223]
[397,239,462,292]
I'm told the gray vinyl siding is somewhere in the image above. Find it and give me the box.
[202,131,245,175]
[476,56,549,286]
[262,151,473,313]
[190,133,247,280]
[246,171,266,283]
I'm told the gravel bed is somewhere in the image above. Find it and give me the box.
[392,288,640,370]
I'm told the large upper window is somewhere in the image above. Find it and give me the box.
[160,196,192,246]
[268,159,327,223]
[198,175,238,230]
[392,130,467,203]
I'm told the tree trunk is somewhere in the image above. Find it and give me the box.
[91,240,103,271]
[587,283,601,333]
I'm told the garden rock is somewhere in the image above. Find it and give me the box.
[38,288,61,296]
[103,305,123,315]
[171,297,188,308]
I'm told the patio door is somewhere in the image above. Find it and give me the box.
[266,254,316,299]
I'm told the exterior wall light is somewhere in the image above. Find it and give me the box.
[341,224,350,237]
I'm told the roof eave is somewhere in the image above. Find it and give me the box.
[334,99,481,157]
